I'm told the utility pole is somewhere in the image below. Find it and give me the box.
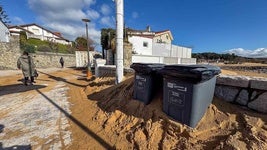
[115,0,124,84]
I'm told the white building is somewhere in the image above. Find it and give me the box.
[0,20,10,42]
[127,27,155,55]
[9,23,71,45]
[127,26,192,58]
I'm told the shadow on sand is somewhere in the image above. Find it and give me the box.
[0,143,32,150]
[38,71,88,88]
[0,84,46,96]
[0,124,32,150]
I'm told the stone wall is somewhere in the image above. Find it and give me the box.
[0,36,21,69]
[215,74,267,113]
[105,41,132,67]
[32,52,75,68]
[0,35,76,70]
[123,42,132,67]
[98,65,134,77]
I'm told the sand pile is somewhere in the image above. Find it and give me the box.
[84,75,267,149]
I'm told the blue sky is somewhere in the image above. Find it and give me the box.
[3,0,267,57]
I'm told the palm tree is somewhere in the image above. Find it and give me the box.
[0,4,10,24]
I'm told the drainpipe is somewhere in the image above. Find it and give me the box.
[115,0,124,84]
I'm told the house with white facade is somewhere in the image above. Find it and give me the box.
[126,26,195,64]
[127,27,155,55]
[153,30,173,44]
[127,26,192,58]
[0,20,10,42]
[9,23,71,45]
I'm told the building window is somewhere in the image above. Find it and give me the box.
[32,28,40,34]
[143,42,148,47]
[166,35,168,39]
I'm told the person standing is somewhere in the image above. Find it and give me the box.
[59,57,64,68]
[17,51,36,85]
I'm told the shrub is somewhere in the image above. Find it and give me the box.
[37,45,51,52]
[20,43,36,53]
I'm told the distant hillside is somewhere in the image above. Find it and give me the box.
[192,52,267,64]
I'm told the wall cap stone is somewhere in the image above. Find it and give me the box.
[217,74,250,88]
[250,77,267,90]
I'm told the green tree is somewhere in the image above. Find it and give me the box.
[75,36,95,51]
[101,28,116,58]
[19,31,36,53]
[0,4,10,24]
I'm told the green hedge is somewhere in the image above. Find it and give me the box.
[20,33,76,54]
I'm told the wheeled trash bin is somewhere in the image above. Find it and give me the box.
[130,63,165,105]
[159,64,221,127]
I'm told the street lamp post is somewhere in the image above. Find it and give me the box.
[82,18,92,77]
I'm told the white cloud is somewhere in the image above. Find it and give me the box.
[86,9,100,20]
[47,23,101,44]
[100,4,111,15]
[12,17,25,25]
[26,0,107,51]
[84,0,96,6]
[40,9,87,22]
[100,16,114,27]
[132,12,138,19]
[28,0,85,11]
[225,48,267,58]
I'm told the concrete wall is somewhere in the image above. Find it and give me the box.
[215,75,267,113]
[0,35,75,70]
[171,45,192,58]
[152,43,192,58]
[152,43,171,56]
[75,51,95,68]
[132,55,196,64]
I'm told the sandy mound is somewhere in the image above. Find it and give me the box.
[84,75,267,149]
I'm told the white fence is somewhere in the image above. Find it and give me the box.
[152,43,192,58]
[132,55,196,65]
[75,51,94,68]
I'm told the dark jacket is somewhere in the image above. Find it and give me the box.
[60,57,64,64]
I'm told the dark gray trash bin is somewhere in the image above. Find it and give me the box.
[130,63,165,105]
[159,64,221,127]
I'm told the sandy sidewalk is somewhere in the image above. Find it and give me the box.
[0,67,266,149]
[0,68,75,149]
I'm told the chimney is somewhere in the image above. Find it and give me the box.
[146,25,151,32]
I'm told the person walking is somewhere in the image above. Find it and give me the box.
[59,57,64,68]
[17,51,36,85]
